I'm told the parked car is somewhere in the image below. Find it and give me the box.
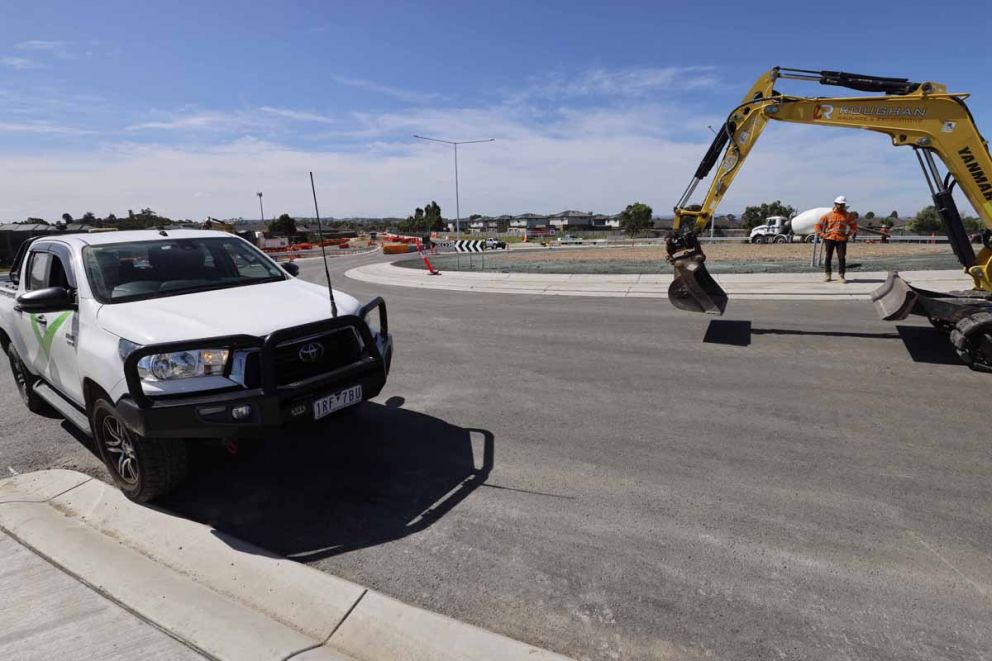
[0,230,392,501]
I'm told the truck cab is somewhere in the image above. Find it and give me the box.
[0,230,392,502]
[748,216,792,244]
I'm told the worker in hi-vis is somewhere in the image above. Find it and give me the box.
[815,196,858,283]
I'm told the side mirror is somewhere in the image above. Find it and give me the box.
[16,287,76,312]
[283,262,300,277]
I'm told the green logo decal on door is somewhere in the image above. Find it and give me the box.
[30,312,72,357]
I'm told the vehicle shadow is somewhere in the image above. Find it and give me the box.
[702,319,961,365]
[895,325,963,365]
[158,396,494,561]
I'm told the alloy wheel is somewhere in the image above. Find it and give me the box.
[102,415,139,484]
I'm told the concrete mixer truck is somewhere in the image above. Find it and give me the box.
[747,208,830,243]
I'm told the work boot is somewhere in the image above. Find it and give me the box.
[839,275,847,284]
[824,274,832,282]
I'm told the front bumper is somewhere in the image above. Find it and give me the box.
[116,299,393,440]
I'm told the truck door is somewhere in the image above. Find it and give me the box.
[12,249,54,374]
[42,245,84,406]
[15,244,83,406]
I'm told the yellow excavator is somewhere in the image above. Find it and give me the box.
[667,67,992,370]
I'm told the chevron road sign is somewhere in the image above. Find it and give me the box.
[437,240,486,253]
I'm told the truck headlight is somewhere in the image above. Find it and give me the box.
[136,349,230,381]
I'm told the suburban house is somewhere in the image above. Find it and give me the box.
[510,213,551,230]
[468,215,512,231]
[591,214,620,229]
[549,210,594,230]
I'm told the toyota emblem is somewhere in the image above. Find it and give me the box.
[298,342,324,363]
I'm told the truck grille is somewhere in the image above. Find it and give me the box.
[273,328,363,387]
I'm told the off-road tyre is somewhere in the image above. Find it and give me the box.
[950,312,992,372]
[927,316,955,335]
[90,398,188,502]
[7,344,47,413]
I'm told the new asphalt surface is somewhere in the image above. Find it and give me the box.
[2,251,989,660]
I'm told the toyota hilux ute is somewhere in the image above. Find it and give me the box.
[0,230,392,501]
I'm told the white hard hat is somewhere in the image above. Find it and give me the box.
[834,195,848,205]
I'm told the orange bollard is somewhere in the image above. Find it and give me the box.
[422,253,441,275]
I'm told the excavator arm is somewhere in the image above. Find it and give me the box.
[667,67,992,321]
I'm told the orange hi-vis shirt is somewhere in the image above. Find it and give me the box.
[815,210,858,242]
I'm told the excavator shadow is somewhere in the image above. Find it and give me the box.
[895,325,963,365]
[702,320,962,365]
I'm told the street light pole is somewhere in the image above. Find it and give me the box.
[413,135,494,244]
[257,192,265,223]
[454,143,459,238]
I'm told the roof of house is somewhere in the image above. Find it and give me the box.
[551,210,594,218]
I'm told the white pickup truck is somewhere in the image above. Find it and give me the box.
[0,230,392,501]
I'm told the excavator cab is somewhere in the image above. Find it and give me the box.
[666,229,728,315]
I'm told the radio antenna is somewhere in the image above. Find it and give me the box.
[309,171,338,317]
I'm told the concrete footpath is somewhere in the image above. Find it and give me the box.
[0,470,571,661]
[346,261,972,300]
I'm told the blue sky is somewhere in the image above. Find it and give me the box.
[0,0,989,220]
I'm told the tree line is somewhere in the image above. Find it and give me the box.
[10,209,180,230]
[739,201,982,234]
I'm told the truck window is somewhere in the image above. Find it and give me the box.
[83,237,286,304]
[26,252,52,291]
[49,253,71,289]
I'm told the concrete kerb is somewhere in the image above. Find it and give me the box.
[0,470,572,661]
[346,261,973,301]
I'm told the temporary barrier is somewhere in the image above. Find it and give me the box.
[383,244,414,255]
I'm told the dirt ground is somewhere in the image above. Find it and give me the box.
[512,242,951,264]
[412,241,962,274]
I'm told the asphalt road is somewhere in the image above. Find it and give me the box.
[2,251,990,660]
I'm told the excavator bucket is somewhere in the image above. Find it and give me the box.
[870,271,918,321]
[668,252,728,315]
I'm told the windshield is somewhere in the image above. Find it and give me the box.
[83,236,286,303]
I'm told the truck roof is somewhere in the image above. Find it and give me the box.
[37,229,236,248]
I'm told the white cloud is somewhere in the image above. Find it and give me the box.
[1,56,42,70]
[16,40,77,60]
[17,40,70,50]
[258,106,335,124]
[527,66,719,99]
[0,120,90,134]
[329,75,436,103]
[0,103,946,221]
[125,112,250,131]
[126,107,339,132]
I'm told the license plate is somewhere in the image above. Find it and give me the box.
[313,385,363,420]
